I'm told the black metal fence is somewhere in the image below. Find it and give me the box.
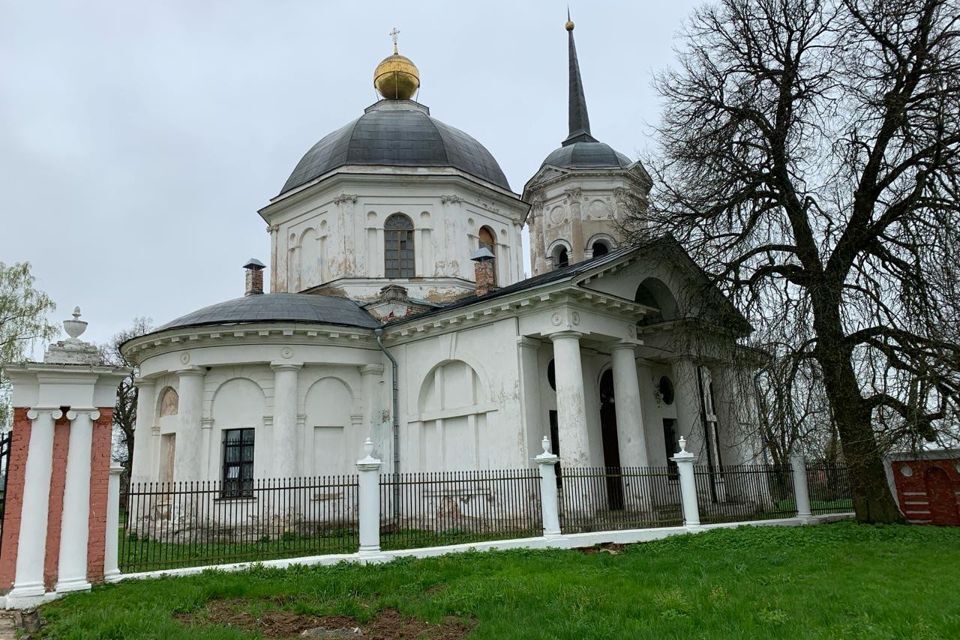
[379,469,542,550]
[120,475,359,573]
[696,464,797,524]
[559,466,684,533]
[806,462,854,514]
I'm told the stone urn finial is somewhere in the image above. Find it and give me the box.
[678,436,688,454]
[542,435,552,455]
[63,306,88,340]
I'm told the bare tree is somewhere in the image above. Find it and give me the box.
[0,262,58,429]
[638,0,960,522]
[100,318,152,476]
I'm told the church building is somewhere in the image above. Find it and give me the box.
[123,19,759,497]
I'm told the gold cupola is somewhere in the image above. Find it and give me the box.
[374,27,420,100]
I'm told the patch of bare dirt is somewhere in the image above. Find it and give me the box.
[575,542,626,555]
[175,598,474,639]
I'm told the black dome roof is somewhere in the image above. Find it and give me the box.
[281,101,510,194]
[540,141,632,170]
[156,293,380,332]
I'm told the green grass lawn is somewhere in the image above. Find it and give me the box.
[40,522,960,639]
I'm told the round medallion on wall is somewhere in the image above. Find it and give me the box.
[179,352,191,365]
[551,312,562,326]
[572,312,581,325]
[280,347,294,360]
[549,205,566,225]
[900,465,913,477]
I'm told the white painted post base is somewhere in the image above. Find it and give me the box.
[535,437,562,538]
[104,462,123,582]
[791,452,814,524]
[671,437,701,531]
[356,438,383,556]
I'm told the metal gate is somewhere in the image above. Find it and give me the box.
[0,431,13,554]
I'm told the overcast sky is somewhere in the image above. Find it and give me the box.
[1,0,701,350]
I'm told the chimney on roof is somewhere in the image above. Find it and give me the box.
[243,258,265,296]
[471,248,496,297]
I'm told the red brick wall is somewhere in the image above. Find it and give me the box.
[892,458,960,525]
[0,408,32,591]
[86,408,113,583]
[42,415,71,590]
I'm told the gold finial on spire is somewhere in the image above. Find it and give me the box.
[565,7,575,31]
[389,27,400,54]
[374,27,420,100]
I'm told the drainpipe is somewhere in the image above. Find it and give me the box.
[374,328,401,524]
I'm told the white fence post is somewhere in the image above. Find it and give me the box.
[535,436,562,537]
[103,461,122,582]
[791,451,814,523]
[356,438,382,554]
[671,437,701,530]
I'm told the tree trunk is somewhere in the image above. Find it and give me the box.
[812,293,903,523]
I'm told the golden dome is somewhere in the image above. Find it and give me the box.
[565,19,575,31]
[374,53,420,100]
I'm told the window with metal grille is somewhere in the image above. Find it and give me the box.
[222,428,255,498]
[384,213,415,277]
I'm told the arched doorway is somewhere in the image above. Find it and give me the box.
[599,370,624,510]
[925,466,960,525]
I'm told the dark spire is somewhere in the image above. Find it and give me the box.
[563,9,597,146]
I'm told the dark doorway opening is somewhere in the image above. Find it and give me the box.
[549,410,561,490]
[599,370,625,510]
[663,418,679,480]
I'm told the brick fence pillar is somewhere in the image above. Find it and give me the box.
[1,309,128,608]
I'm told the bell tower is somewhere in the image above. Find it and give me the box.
[523,14,652,275]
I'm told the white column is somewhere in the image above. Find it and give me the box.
[611,343,649,468]
[535,436,561,537]
[271,363,301,478]
[550,331,591,467]
[175,367,205,482]
[360,364,385,439]
[791,452,813,522]
[200,418,214,480]
[356,438,382,555]
[517,337,543,465]
[9,408,61,604]
[129,378,156,485]
[103,462,123,582]
[672,437,701,529]
[55,409,98,593]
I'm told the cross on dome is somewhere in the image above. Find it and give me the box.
[390,27,400,54]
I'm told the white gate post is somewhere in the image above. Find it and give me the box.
[790,451,814,523]
[103,462,123,582]
[356,438,382,555]
[672,437,701,530]
[535,436,562,538]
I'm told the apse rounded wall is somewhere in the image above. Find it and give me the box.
[126,324,387,485]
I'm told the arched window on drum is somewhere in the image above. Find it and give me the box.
[384,213,415,278]
[478,226,497,285]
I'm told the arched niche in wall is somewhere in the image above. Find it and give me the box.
[212,378,266,479]
[417,360,490,470]
[303,377,355,475]
[634,277,679,325]
[158,386,179,417]
[299,227,320,290]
